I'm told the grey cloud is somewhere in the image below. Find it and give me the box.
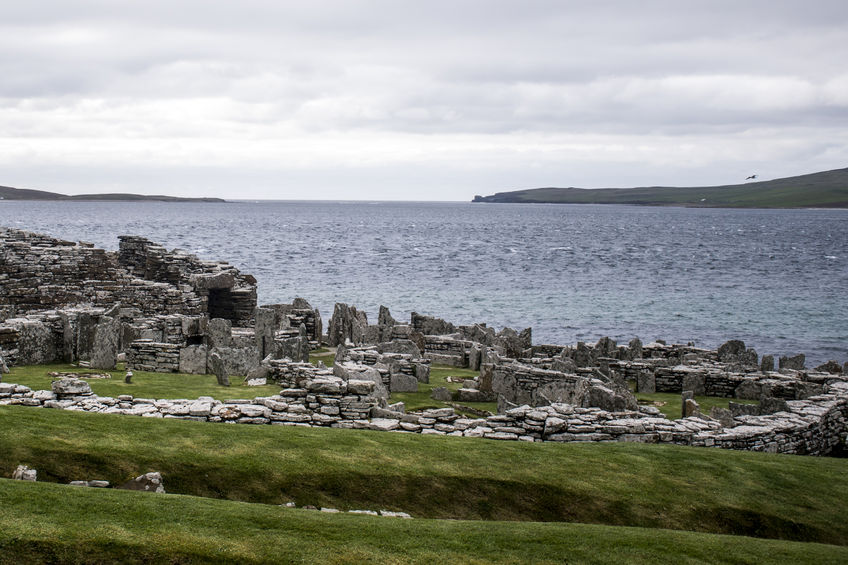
[0,0,846,199]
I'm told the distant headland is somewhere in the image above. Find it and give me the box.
[472,167,848,208]
[0,184,225,203]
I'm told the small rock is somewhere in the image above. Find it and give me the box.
[52,378,92,397]
[117,472,165,494]
[12,465,37,481]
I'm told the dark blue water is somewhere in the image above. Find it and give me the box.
[1,200,846,364]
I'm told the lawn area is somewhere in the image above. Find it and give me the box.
[2,479,846,565]
[636,390,759,420]
[4,363,280,401]
[2,404,848,545]
[308,347,336,367]
[389,365,498,413]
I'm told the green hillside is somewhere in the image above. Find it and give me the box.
[3,405,848,543]
[2,479,846,565]
[473,167,848,208]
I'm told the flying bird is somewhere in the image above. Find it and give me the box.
[746,174,757,180]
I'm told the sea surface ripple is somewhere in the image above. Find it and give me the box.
[1,200,846,364]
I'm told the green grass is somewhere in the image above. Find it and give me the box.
[308,348,336,367]
[2,480,846,565]
[635,391,759,420]
[2,405,848,545]
[5,363,280,400]
[390,365,497,413]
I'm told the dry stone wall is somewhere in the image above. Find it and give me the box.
[0,227,256,325]
[2,376,847,456]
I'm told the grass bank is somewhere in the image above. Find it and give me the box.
[2,479,846,565]
[2,405,847,544]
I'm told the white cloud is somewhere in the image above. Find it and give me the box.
[0,0,846,199]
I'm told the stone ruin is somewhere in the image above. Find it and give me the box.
[3,226,848,456]
[0,227,320,380]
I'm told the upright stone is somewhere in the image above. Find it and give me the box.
[179,345,208,374]
[254,307,276,359]
[390,372,419,393]
[208,350,230,386]
[207,318,232,349]
[468,343,482,371]
[682,397,700,418]
[627,337,643,360]
[779,354,805,370]
[90,317,120,370]
[636,369,656,393]
[760,354,775,373]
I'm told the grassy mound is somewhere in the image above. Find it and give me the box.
[2,479,847,565]
[2,405,847,544]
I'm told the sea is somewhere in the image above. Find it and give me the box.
[1,200,846,365]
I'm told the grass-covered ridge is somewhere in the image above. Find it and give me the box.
[2,480,847,565]
[2,405,848,544]
[473,166,848,208]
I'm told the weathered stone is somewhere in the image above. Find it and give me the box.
[12,465,37,481]
[327,303,369,347]
[411,312,455,336]
[627,337,643,360]
[779,353,805,370]
[636,370,656,393]
[377,339,421,358]
[734,380,762,400]
[117,472,166,493]
[550,356,577,373]
[728,401,759,417]
[717,340,745,362]
[90,317,120,369]
[759,397,789,414]
[709,407,734,427]
[368,418,400,431]
[208,350,230,386]
[179,345,208,374]
[814,360,843,374]
[681,372,706,396]
[52,378,92,396]
[254,307,277,359]
[682,398,700,418]
[430,386,453,401]
[390,372,418,393]
[0,352,8,374]
[207,318,232,349]
[468,343,482,371]
[414,362,430,384]
[760,354,775,373]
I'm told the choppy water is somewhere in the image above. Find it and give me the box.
[1,200,846,364]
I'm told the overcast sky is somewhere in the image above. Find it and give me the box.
[1,1,847,200]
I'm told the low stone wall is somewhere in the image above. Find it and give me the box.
[489,363,637,412]
[423,335,470,367]
[3,379,846,456]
